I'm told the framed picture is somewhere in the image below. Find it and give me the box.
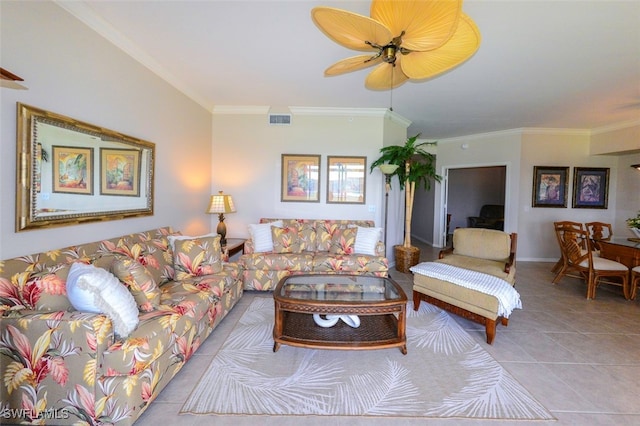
[326,156,366,204]
[52,145,93,195]
[281,154,320,202]
[532,166,569,207]
[572,167,609,209]
[100,148,141,196]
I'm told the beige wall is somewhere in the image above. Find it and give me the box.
[211,108,407,258]
[591,123,640,155]
[433,130,523,246]
[0,2,213,259]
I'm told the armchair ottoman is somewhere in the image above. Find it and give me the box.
[411,228,519,344]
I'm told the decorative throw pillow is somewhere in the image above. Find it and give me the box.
[173,235,223,280]
[248,220,283,253]
[22,264,73,311]
[353,226,383,256]
[66,262,139,338]
[111,258,161,312]
[167,232,217,251]
[271,225,302,254]
[329,227,357,255]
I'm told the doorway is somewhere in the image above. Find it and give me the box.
[443,165,507,245]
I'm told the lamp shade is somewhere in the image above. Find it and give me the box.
[206,191,236,214]
[379,164,399,175]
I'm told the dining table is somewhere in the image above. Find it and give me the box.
[598,238,640,281]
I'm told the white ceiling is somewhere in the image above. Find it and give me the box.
[59,0,640,139]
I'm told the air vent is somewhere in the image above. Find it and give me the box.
[269,114,291,125]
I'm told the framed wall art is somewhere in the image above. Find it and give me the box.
[532,166,568,207]
[326,156,366,204]
[572,167,609,209]
[100,148,141,196]
[281,154,321,202]
[52,145,94,195]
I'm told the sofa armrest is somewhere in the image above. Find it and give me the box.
[467,216,481,228]
[1,309,114,372]
[244,238,255,254]
[505,233,517,274]
[439,246,454,259]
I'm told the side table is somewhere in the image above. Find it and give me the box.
[222,238,246,258]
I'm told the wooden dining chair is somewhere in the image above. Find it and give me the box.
[552,222,630,299]
[551,221,586,274]
[585,222,613,252]
[631,266,640,300]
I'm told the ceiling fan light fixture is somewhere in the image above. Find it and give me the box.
[382,45,397,63]
[312,0,480,91]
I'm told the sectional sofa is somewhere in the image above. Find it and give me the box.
[240,218,389,291]
[0,227,242,425]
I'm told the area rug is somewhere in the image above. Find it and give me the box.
[181,297,554,420]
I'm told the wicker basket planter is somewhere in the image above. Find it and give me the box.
[394,245,420,273]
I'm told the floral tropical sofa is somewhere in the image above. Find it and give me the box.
[0,227,242,425]
[240,218,388,291]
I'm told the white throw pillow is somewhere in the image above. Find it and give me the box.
[248,220,283,253]
[66,262,139,338]
[353,226,383,256]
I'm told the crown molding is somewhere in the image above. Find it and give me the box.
[289,106,387,117]
[54,0,212,111]
[212,106,412,127]
[520,127,591,136]
[440,128,525,143]
[590,119,640,135]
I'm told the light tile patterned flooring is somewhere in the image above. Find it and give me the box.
[136,243,640,425]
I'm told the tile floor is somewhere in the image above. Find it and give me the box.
[136,243,639,425]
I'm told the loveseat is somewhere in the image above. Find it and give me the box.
[411,228,519,344]
[0,227,242,425]
[239,219,388,291]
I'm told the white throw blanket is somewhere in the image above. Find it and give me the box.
[410,262,522,318]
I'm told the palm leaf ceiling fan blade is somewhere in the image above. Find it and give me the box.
[400,14,481,80]
[312,0,480,90]
[365,56,409,90]
[325,55,383,76]
[311,7,392,52]
[371,0,462,51]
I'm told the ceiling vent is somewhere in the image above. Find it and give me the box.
[269,114,291,125]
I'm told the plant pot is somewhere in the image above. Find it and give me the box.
[631,227,640,239]
[394,245,420,273]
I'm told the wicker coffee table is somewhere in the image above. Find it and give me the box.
[273,274,407,354]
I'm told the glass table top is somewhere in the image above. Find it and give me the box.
[278,275,401,302]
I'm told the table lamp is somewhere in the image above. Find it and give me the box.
[207,191,236,245]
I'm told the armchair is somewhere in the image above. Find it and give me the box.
[467,204,504,230]
[412,228,519,344]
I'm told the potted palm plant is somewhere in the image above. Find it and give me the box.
[371,134,441,272]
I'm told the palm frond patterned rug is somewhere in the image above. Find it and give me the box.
[181,297,555,420]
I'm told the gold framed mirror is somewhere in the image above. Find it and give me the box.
[16,103,155,231]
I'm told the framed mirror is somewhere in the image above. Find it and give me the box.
[16,103,155,231]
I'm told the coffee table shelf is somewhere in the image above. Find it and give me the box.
[273,274,407,354]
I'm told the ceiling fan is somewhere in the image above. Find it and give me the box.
[311,0,481,90]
